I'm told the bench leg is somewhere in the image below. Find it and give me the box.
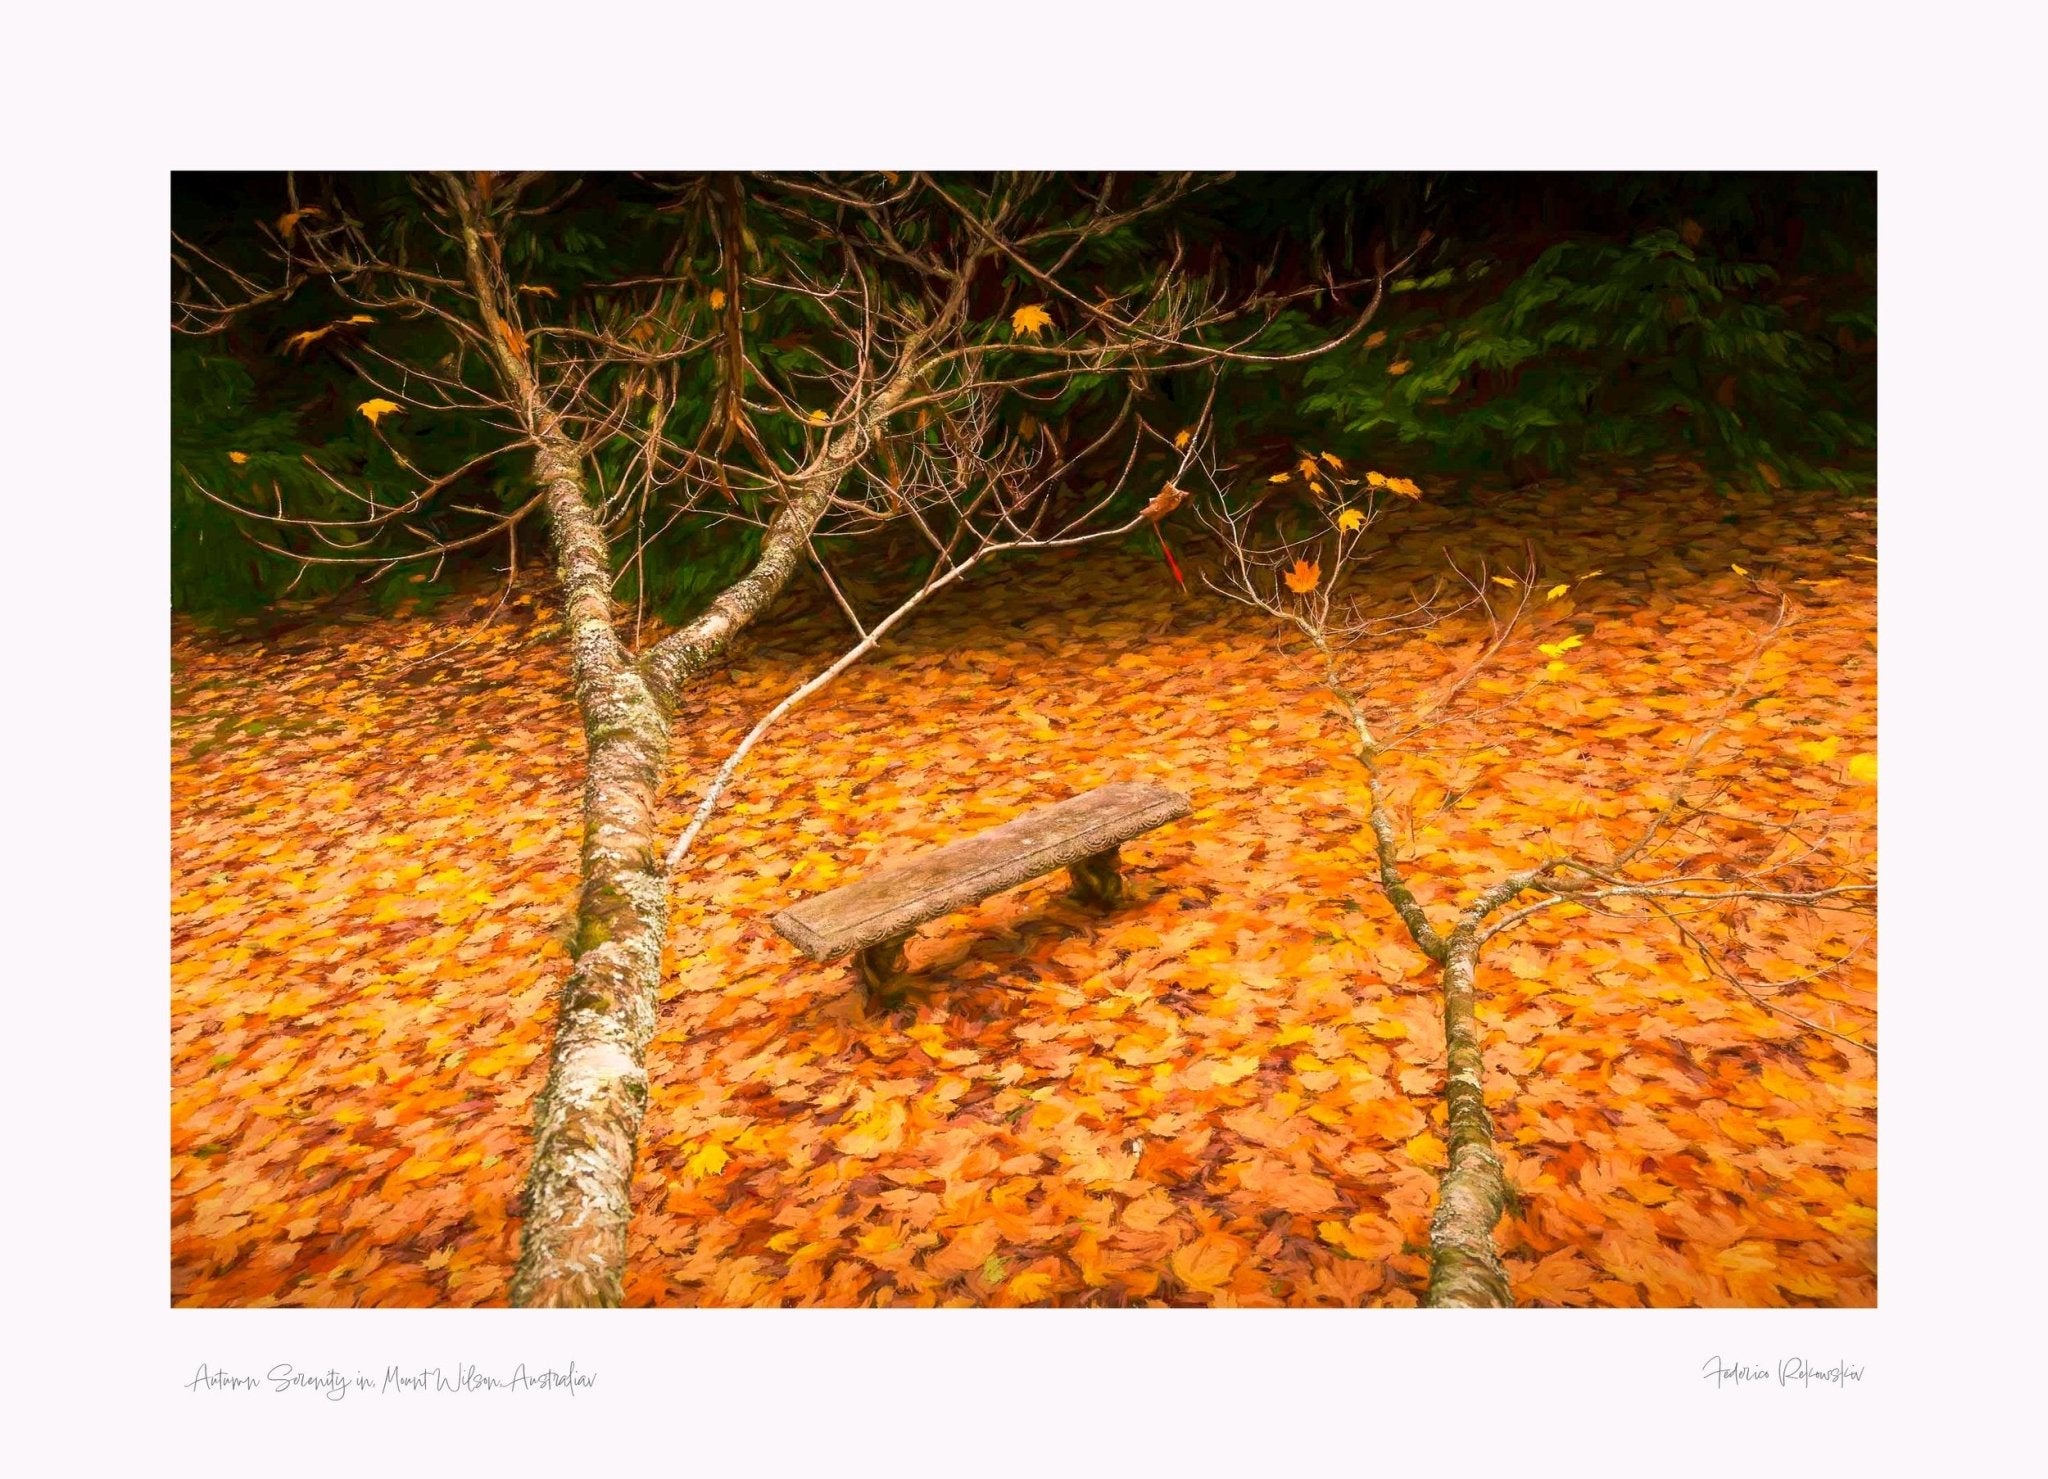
[854,932,913,1011]
[1067,845,1128,909]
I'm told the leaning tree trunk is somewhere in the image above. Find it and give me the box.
[505,424,883,1305]
[444,177,955,1302]
[504,437,677,1307]
[1423,936,1513,1307]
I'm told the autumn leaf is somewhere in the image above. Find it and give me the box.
[1336,508,1365,532]
[1142,483,1188,522]
[1797,735,1842,764]
[281,326,332,356]
[1848,752,1877,784]
[227,451,250,465]
[1010,304,1053,339]
[1731,564,1750,577]
[709,288,728,311]
[1006,1269,1055,1303]
[357,399,402,427]
[345,315,376,325]
[518,284,558,299]
[1387,359,1412,376]
[1365,471,1386,489]
[276,206,323,239]
[1173,428,1192,450]
[808,409,829,424]
[1169,1234,1241,1295]
[1547,583,1570,600]
[1319,451,1344,471]
[1756,463,1782,490]
[1385,477,1423,499]
[684,1141,730,1179]
[1268,471,1292,484]
[496,318,529,359]
[1283,559,1321,595]
[1491,576,1519,590]
[1363,329,1387,349]
[834,1099,907,1158]
[1405,1131,1447,1168]
[1537,635,1583,659]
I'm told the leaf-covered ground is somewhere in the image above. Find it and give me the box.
[171,461,1876,1307]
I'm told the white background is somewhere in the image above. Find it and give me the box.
[3,1,2039,1472]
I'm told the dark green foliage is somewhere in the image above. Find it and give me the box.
[1298,224,1874,492]
[1212,173,1875,494]
[171,340,357,614]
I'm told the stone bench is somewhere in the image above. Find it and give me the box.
[770,781,1192,1009]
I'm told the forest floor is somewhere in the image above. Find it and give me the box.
[172,460,1877,1307]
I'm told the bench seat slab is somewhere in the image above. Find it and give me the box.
[770,781,1190,964]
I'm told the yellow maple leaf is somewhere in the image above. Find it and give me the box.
[1731,563,1750,577]
[1545,660,1569,678]
[1210,1054,1262,1085]
[1387,359,1413,376]
[1006,1270,1055,1303]
[1797,735,1842,764]
[1283,559,1321,595]
[357,398,402,427]
[1336,508,1365,532]
[1298,456,1322,482]
[808,409,829,424]
[281,326,331,356]
[684,1141,730,1179]
[1491,575,1519,590]
[1848,752,1877,784]
[1319,450,1344,471]
[1536,634,1583,659]
[709,288,728,311]
[344,314,376,325]
[1010,304,1053,338]
[1547,583,1570,600]
[1386,477,1423,499]
[1365,470,1387,488]
[1173,428,1192,449]
[227,451,250,465]
[1580,568,1605,580]
[836,1099,907,1158]
[1268,471,1292,484]
[1405,1131,1446,1167]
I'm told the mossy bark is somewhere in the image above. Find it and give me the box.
[1424,940,1512,1308]
[439,181,972,1303]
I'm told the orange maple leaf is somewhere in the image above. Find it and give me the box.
[1283,559,1321,595]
